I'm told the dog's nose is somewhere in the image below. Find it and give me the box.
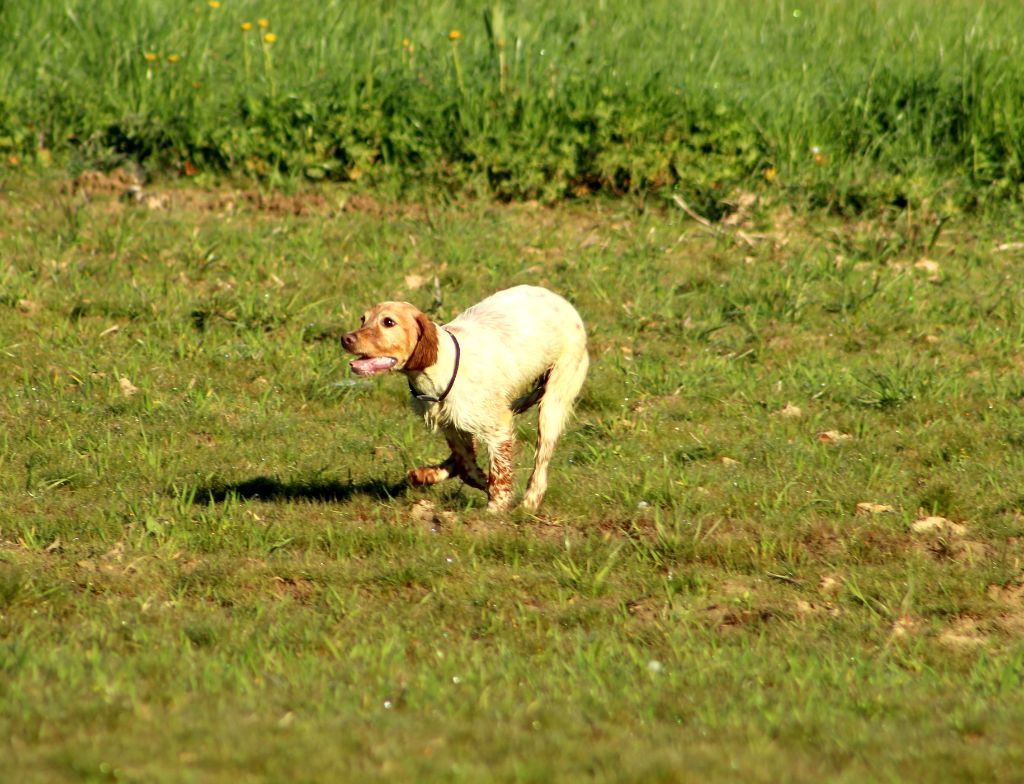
[342,332,356,352]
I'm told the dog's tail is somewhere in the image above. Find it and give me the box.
[510,369,550,414]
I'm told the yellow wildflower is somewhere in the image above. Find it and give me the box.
[448,30,461,41]
[241,21,253,31]
[264,32,277,44]
[143,52,158,62]
[258,18,269,29]
[764,166,777,182]
[208,1,220,8]
[167,54,180,63]
[402,38,410,48]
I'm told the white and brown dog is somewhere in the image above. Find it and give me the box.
[342,285,588,511]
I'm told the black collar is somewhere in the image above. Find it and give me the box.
[408,328,460,404]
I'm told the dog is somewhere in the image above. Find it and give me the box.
[342,285,588,511]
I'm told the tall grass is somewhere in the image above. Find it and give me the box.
[2,0,1023,210]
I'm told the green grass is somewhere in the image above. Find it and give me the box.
[2,172,1024,781]
[2,0,1024,210]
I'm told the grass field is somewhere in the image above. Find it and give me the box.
[3,0,1024,781]
[2,170,1024,781]
[3,0,1024,210]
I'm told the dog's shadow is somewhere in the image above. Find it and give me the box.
[193,475,409,504]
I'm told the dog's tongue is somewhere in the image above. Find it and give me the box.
[350,356,398,376]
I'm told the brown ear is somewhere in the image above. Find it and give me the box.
[403,311,438,371]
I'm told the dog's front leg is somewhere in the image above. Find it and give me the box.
[407,456,458,487]
[445,428,488,491]
[408,427,488,491]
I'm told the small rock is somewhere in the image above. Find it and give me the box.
[913,258,941,283]
[404,274,426,290]
[409,499,436,525]
[118,377,140,397]
[856,502,895,515]
[911,516,966,537]
[891,615,918,638]
[817,430,852,444]
[818,575,842,596]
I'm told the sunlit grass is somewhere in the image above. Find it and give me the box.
[1,0,1023,209]
[1,175,1024,779]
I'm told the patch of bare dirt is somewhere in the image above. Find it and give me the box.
[407,499,457,532]
[986,578,1024,635]
[793,598,841,618]
[625,597,664,625]
[937,616,987,649]
[271,575,318,604]
[986,580,1024,605]
[909,516,990,563]
[61,169,426,218]
[64,167,143,197]
[703,604,775,633]
[718,577,761,598]
[890,614,921,639]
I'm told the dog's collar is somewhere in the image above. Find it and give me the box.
[408,328,460,404]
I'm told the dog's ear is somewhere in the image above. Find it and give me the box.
[404,310,438,371]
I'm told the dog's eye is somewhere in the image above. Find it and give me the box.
[382,317,396,328]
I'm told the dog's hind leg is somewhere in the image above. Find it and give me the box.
[522,348,589,511]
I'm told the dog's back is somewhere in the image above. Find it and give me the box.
[447,285,587,403]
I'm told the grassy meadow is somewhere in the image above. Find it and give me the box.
[3,0,1024,782]
[2,0,1024,210]
[2,173,1024,781]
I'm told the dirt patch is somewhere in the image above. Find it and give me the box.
[62,169,425,218]
[172,188,334,216]
[64,167,143,197]
[986,579,1024,635]
[271,575,318,604]
[703,603,775,633]
[406,499,458,532]
[890,614,921,639]
[625,597,664,625]
[910,518,989,563]
[793,598,840,618]
[937,616,987,649]
[718,577,761,598]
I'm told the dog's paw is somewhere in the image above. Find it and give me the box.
[408,466,449,486]
[485,497,513,513]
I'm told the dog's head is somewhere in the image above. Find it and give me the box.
[342,301,438,376]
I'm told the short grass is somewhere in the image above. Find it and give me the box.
[2,173,1024,781]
